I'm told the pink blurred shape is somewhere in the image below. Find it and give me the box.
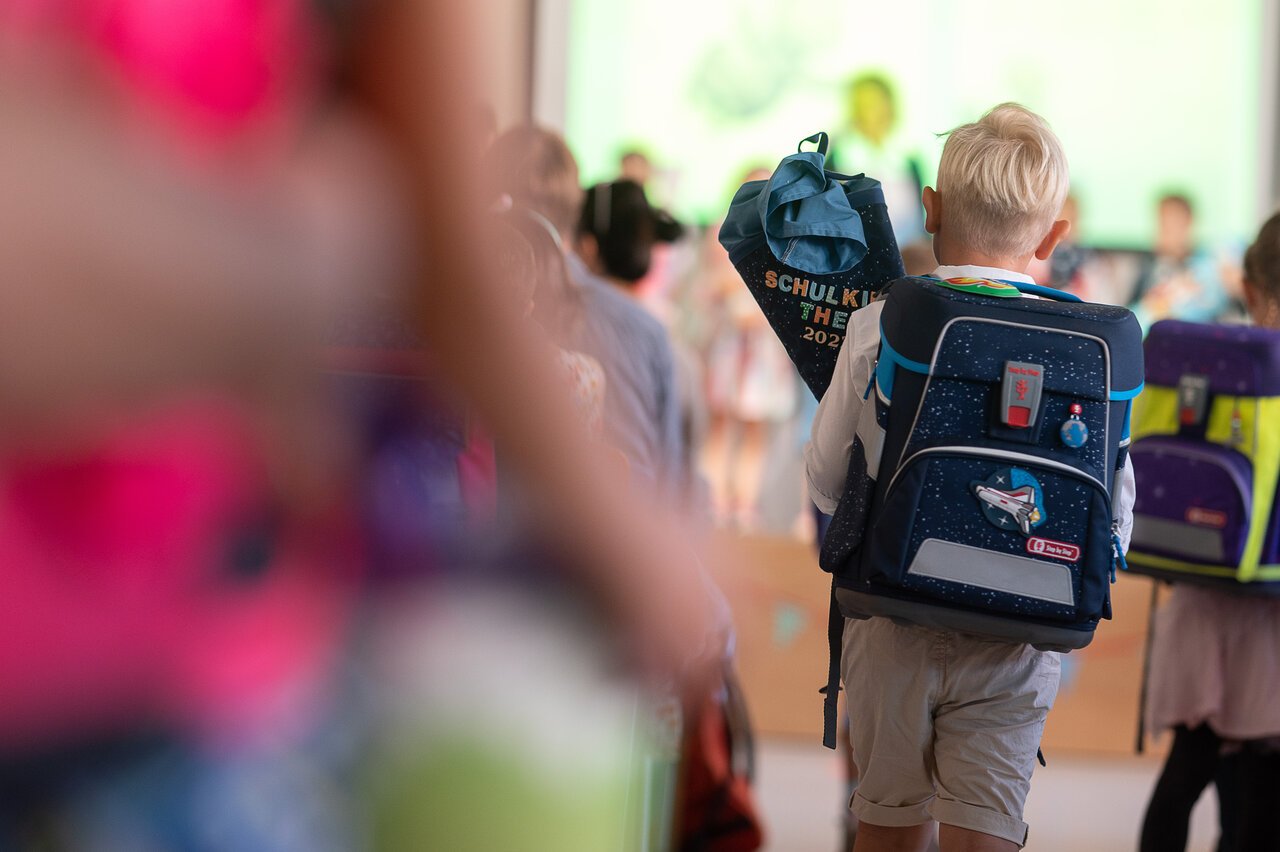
[0,400,358,750]
[1,0,317,146]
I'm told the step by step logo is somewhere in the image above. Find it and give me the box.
[1026,536,1081,563]
[1185,507,1228,528]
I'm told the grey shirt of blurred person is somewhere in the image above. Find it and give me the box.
[486,127,682,492]
[564,251,682,489]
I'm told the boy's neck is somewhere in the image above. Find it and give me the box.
[935,245,1032,275]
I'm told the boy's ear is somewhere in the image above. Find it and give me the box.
[1033,219,1071,261]
[922,187,940,236]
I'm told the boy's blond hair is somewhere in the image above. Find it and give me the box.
[936,103,1070,258]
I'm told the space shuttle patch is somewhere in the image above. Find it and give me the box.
[971,467,1045,536]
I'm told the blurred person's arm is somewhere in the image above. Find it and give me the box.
[0,84,397,433]
[348,1,718,674]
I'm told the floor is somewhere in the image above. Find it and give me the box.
[754,737,1219,852]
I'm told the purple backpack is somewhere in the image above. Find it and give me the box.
[1127,320,1280,592]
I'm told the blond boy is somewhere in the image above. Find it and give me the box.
[805,104,1136,852]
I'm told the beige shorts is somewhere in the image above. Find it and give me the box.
[841,616,1061,847]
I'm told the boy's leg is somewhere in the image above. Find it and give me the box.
[937,823,1018,852]
[928,638,1060,849]
[853,821,935,852]
[1139,724,1221,852]
[840,618,943,840]
[839,708,860,852]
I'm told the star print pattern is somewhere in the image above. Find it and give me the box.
[732,201,905,400]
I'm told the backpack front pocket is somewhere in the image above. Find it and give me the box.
[864,446,1114,621]
[1130,437,1252,567]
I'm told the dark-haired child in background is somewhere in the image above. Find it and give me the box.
[577,179,706,509]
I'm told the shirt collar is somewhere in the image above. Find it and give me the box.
[931,264,1036,285]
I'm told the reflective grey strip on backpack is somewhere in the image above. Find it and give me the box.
[906,539,1076,605]
[1129,515,1225,563]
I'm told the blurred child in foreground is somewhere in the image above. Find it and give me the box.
[0,1,720,849]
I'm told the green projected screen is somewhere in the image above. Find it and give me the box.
[564,0,1262,249]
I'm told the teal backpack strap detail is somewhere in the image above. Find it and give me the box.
[1008,280,1084,302]
[1110,384,1145,402]
[799,130,863,182]
[875,324,931,400]
[799,131,830,156]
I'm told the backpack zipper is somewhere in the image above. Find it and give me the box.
[886,445,1108,496]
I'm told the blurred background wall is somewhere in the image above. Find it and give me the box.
[521,0,1279,249]
[474,0,537,128]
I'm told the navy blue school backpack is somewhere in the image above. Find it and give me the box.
[817,276,1144,747]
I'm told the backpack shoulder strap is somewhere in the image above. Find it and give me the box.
[820,577,842,749]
